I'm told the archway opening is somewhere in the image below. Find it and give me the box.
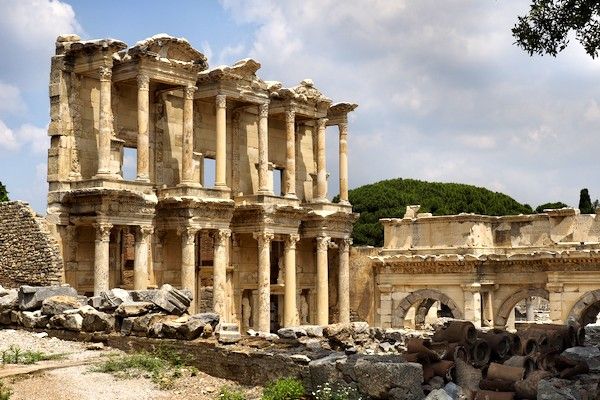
[494,288,549,329]
[568,290,600,346]
[394,289,463,329]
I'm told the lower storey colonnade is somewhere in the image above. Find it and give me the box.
[76,223,352,332]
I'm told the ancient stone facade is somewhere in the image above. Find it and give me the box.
[46,33,357,333]
[351,206,600,329]
[0,201,63,287]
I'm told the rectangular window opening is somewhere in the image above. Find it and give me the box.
[273,167,284,196]
[203,157,216,188]
[123,147,137,181]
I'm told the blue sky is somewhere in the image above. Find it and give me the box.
[0,0,599,213]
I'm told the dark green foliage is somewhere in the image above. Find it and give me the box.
[0,182,8,202]
[579,188,595,214]
[0,380,11,400]
[346,178,533,247]
[512,0,600,58]
[535,202,568,213]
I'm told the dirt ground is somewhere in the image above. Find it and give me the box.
[0,329,262,400]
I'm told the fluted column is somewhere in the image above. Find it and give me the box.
[254,231,274,332]
[181,85,197,185]
[315,118,328,202]
[338,237,351,323]
[316,234,330,325]
[338,121,349,204]
[96,66,113,177]
[213,228,231,318]
[257,102,271,194]
[134,225,153,290]
[284,234,300,327]
[179,226,198,313]
[93,222,112,296]
[284,110,296,198]
[215,94,228,189]
[136,74,150,181]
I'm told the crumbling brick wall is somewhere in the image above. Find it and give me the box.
[0,201,63,287]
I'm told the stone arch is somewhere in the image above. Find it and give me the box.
[394,289,463,328]
[494,287,549,328]
[568,290,600,326]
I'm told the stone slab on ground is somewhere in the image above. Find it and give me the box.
[18,285,77,311]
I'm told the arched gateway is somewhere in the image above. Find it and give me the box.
[394,289,463,328]
[494,288,549,328]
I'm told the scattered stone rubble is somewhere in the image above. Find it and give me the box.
[2,284,600,399]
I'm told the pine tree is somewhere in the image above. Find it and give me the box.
[0,181,8,202]
[578,188,594,214]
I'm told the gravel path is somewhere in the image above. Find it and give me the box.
[0,329,262,400]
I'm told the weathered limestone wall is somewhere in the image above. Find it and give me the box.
[349,246,378,324]
[0,202,63,287]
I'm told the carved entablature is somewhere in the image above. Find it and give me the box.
[231,205,306,234]
[327,102,358,125]
[301,210,359,239]
[196,58,268,101]
[155,197,235,230]
[270,79,331,110]
[125,34,208,71]
[61,38,128,75]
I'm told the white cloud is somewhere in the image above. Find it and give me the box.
[0,120,19,151]
[456,134,497,150]
[16,124,48,154]
[0,81,25,115]
[0,0,82,88]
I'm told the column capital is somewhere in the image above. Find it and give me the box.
[212,228,232,244]
[258,102,270,118]
[177,226,198,244]
[253,231,274,244]
[99,66,112,82]
[338,121,348,135]
[317,117,329,129]
[285,109,295,122]
[285,233,300,250]
[316,235,331,251]
[339,237,352,252]
[136,225,154,240]
[137,74,150,90]
[183,85,197,99]
[216,94,227,109]
[93,223,113,242]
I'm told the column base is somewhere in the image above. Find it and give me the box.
[177,181,202,188]
[338,200,350,206]
[214,183,230,191]
[312,197,329,204]
[135,176,151,183]
[284,193,298,200]
[93,172,122,181]
[257,189,274,196]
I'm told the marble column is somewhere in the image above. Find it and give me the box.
[215,94,228,189]
[338,237,352,324]
[257,102,271,194]
[136,74,150,182]
[134,225,153,290]
[96,66,113,177]
[93,222,112,296]
[179,226,198,313]
[315,118,328,202]
[463,283,482,328]
[526,297,535,321]
[316,235,330,325]
[284,110,296,198]
[283,234,300,327]
[181,85,197,185]
[213,228,231,318]
[338,121,349,204]
[254,231,274,332]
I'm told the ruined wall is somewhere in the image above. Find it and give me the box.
[349,246,379,324]
[0,201,63,287]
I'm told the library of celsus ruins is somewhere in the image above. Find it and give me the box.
[45,34,357,333]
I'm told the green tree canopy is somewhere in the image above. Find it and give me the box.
[0,181,8,202]
[579,188,594,213]
[339,178,533,247]
[535,201,568,213]
[512,0,600,58]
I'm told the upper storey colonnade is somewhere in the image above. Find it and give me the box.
[47,34,356,205]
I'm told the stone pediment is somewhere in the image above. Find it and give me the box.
[197,58,266,89]
[270,79,331,106]
[127,34,208,70]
